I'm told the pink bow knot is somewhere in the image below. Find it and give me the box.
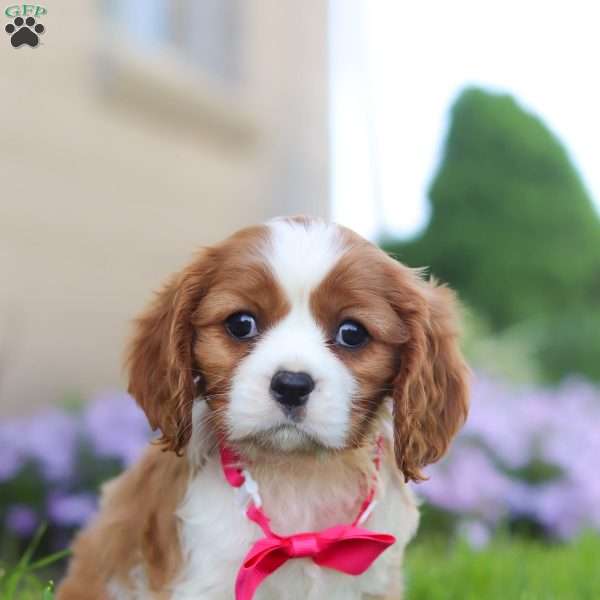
[288,533,320,558]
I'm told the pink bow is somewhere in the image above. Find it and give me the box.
[236,506,395,600]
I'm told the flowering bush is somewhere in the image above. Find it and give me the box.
[0,392,151,552]
[1,376,598,552]
[419,374,600,544]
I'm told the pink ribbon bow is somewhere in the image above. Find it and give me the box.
[236,504,395,600]
[220,444,396,600]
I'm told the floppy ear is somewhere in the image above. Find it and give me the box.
[126,252,214,454]
[391,273,469,483]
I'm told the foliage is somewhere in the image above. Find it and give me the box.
[407,533,600,600]
[0,392,151,559]
[0,524,67,600]
[385,87,600,382]
[532,311,600,384]
[461,310,543,384]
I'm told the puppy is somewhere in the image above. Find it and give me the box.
[58,217,469,600]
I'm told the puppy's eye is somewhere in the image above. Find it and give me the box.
[225,312,259,340]
[335,320,369,348]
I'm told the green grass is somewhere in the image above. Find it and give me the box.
[2,531,599,599]
[0,525,68,600]
[407,533,600,600]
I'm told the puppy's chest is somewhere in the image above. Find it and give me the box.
[170,458,401,600]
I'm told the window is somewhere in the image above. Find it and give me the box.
[105,0,242,85]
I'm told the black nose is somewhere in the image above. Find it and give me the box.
[270,371,315,408]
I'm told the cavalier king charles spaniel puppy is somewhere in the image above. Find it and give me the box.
[58,216,469,600]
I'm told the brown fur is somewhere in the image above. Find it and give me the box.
[126,225,278,451]
[57,446,189,599]
[191,228,289,439]
[387,266,469,482]
[311,226,469,482]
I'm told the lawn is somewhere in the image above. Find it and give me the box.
[407,534,600,600]
[2,534,598,599]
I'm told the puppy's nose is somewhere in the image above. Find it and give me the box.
[270,371,315,408]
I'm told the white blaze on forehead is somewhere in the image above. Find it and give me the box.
[265,218,346,300]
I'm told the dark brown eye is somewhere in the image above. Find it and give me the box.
[225,312,259,340]
[335,320,369,348]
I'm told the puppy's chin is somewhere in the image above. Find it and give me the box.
[236,424,332,455]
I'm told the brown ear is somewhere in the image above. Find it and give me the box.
[126,252,214,453]
[391,274,469,482]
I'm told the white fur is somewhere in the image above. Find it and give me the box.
[107,565,150,600]
[266,218,345,302]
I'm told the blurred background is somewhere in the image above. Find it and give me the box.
[1,0,599,597]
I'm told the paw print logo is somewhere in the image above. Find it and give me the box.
[5,16,45,48]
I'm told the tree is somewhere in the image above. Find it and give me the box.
[385,87,600,381]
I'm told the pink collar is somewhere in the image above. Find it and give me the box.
[220,440,396,600]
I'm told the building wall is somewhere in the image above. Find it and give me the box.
[0,0,330,413]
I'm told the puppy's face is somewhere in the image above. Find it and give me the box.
[127,218,469,481]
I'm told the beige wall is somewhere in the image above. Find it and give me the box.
[0,0,330,413]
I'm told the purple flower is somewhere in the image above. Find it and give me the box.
[463,376,552,468]
[23,410,80,481]
[419,445,513,522]
[0,421,26,481]
[47,492,97,527]
[458,519,491,549]
[0,410,79,482]
[83,391,151,466]
[5,504,39,537]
